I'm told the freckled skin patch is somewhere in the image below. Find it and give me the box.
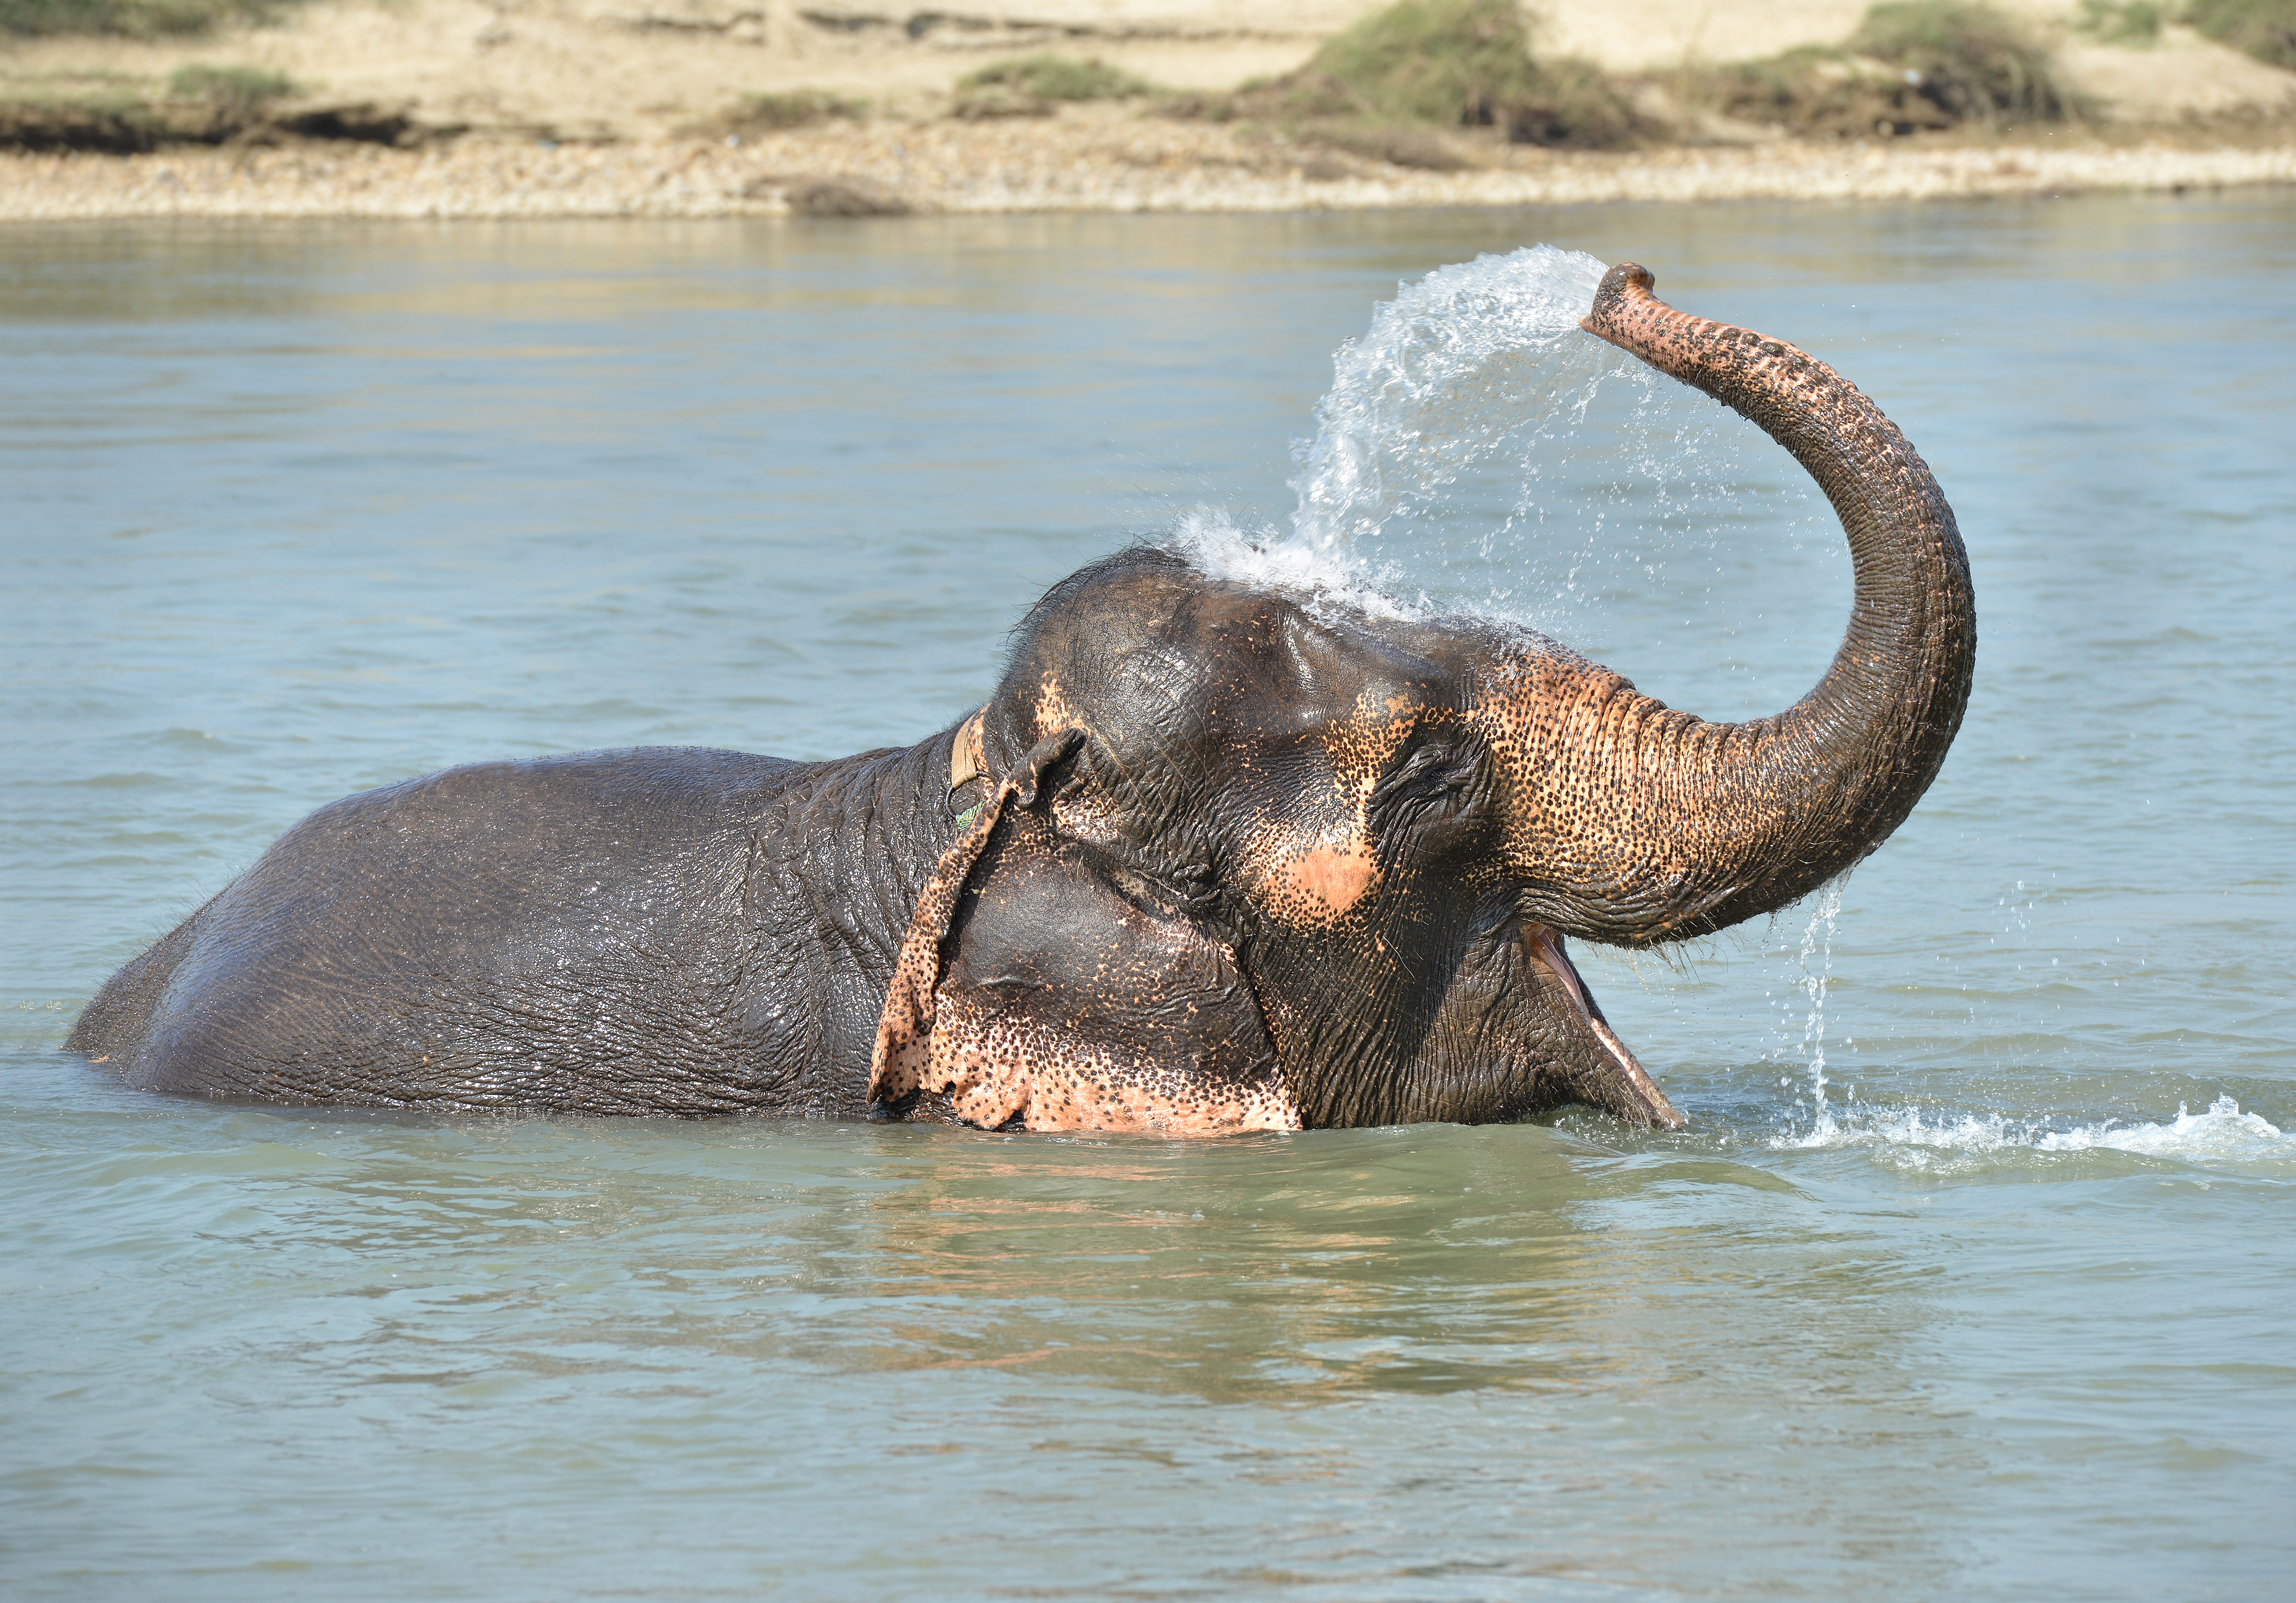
[1271,844,1379,924]
[1033,678,1080,745]
[871,772,1010,1110]
[1248,692,1429,930]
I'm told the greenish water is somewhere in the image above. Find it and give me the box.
[3,197,2291,1600]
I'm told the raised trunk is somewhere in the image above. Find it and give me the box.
[1477,263,1976,947]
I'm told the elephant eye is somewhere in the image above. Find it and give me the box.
[1388,742,1478,793]
[1374,742,1486,824]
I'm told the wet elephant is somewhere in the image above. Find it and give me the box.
[68,264,1975,1133]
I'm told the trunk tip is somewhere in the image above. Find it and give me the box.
[1582,261,1658,338]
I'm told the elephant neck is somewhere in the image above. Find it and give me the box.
[740,721,982,1080]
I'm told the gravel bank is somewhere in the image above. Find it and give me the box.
[6,113,2294,220]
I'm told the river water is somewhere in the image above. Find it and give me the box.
[3,194,2291,1600]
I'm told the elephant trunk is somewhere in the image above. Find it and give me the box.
[1476,262,1976,946]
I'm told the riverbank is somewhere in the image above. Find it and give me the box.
[8,109,2295,219]
[9,0,2296,218]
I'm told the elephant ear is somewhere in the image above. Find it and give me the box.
[870,730,1301,1135]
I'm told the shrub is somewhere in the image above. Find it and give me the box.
[1168,0,1638,150]
[1303,0,1544,124]
[1696,45,1949,136]
[0,97,166,150]
[1498,53,1639,145]
[2183,0,2296,67]
[2077,0,2165,44]
[1307,0,1636,144]
[169,62,295,120]
[1849,1,2071,123]
[951,52,1155,118]
[1,0,289,37]
[1692,1,2073,136]
[691,89,865,137]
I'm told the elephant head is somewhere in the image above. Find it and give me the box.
[872,263,1974,1135]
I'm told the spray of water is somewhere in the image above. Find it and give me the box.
[1185,245,1650,615]
[1288,245,1612,556]
[1181,243,1796,666]
[1786,879,1846,1144]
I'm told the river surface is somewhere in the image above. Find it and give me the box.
[3,194,2291,1601]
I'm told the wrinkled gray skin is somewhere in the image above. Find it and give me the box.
[69,264,1975,1133]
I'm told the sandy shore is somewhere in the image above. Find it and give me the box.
[7,111,2295,220]
[7,0,2294,221]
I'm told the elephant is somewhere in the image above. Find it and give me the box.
[67,263,1974,1134]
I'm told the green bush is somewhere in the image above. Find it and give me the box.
[1849,1,2071,123]
[2078,0,2165,44]
[2183,0,2296,67]
[955,53,1155,103]
[1499,53,1639,145]
[1307,0,1636,144]
[1168,0,1637,150]
[1695,47,1945,137]
[1303,0,1544,124]
[1,0,287,36]
[1693,0,2073,136]
[169,61,295,119]
[695,89,866,137]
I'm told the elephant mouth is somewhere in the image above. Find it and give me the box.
[1523,924,1685,1131]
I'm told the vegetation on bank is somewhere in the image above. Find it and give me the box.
[1694,1,2077,138]
[0,58,424,151]
[1144,0,2098,164]
[0,0,291,36]
[949,53,1160,119]
[1162,0,1640,157]
[6,0,2290,159]
[167,60,292,116]
[683,89,867,139]
[2078,0,2166,46]
[1278,0,1635,146]
[2184,0,2296,67]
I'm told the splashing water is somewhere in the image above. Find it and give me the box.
[1288,244,1611,556]
[1780,879,1847,1143]
[1181,244,1780,631]
[1772,1095,2288,1172]
[1178,243,1615,611]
